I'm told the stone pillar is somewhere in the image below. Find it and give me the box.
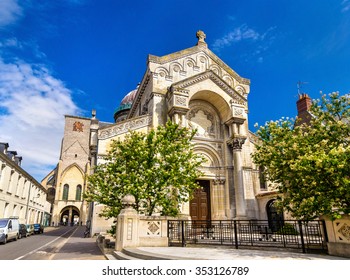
[68,207,73,225]
[321,215,350,258]
[115,194,140,251]
[228,136,247,219]
[213,179,227,220]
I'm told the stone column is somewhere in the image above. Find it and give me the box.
[116,194,139,251]
[228,136,247,219]
[213,179,226,220]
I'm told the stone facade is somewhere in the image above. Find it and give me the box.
[0,143,50,225]
[45,31,277,235]
[41,115,98,226]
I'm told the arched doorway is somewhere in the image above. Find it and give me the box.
[60,206,80,226]
[266,199,284,232]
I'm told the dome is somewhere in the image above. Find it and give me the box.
[113,88,138,123]
[120,89,137,106]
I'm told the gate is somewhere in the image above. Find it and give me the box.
[168,220,328,254]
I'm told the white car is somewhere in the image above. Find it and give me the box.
[0,217,19,244]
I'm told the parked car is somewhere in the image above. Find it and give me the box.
[33,224,44,234]
[0,217,19,244]
[18,224,28,239]
[26,224,34,236]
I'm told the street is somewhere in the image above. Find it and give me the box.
[0,226,105,260]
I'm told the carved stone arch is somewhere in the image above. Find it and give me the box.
[154,66,169,79]
[209,64,222,77]
[196,54,209,71]
[194,143,222,167]
[187,99,222,139]
[222,74,234,87]
[235,85,247,97]
[193,144,223,179]
[184,57,196,71]
[169,61,183,76]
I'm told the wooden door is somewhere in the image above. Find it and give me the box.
[190,180,210,221]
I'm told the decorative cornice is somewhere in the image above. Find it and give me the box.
[148,46,250,86]
[98,115,152,140]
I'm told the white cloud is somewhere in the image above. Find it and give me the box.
[342,0,350,12]
[0,57,80,181]
[212,24,262,51]
[0,0,23,28]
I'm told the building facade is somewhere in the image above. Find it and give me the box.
[45,31,278,234]
[0,143,50,225]
[41,114,100,226]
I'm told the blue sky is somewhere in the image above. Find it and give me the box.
[1,0,350,181]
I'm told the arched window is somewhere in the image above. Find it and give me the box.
[75,185,82,201]
[62,184,69,200]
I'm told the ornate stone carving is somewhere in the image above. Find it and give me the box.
[175,96,187,106]
[227,136,246,151]
[173,65,180,72]
[73,121,84,132]
[188,108,215,138]
[98,115,152,139]
[196,30,206,43]
[147,221,161,236]
[214,179,226,185]
[338,223,350,241]
[234,107,244,117]
[172,70,247,106]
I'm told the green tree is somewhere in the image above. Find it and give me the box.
[252,92,350,220]
[85,121,204,218]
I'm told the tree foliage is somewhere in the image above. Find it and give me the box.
[85,121,204,218]
[252,92,350,220]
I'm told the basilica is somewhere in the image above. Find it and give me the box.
[42,31,277,235]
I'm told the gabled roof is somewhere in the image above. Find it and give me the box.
[148,31,250,85]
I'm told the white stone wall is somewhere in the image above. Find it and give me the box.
[0,152,47,224]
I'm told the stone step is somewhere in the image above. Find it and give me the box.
[112,250,140,260]
[111,248,179,260]
[120,248,186,260]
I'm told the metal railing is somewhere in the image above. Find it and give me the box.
[168,220,328,253]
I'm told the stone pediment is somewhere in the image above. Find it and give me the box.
[170,70,247,106]
[149,45,250,87]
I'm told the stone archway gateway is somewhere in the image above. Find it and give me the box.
[60,206,80,225]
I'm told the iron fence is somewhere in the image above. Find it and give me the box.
[168,220,328,253]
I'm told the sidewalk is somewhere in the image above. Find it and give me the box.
[125,246,347,260]
[47,226,107,260]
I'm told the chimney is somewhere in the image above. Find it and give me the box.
[14,156,22,166]
[296,93,312,115]
[6,150,17,161]
[0,142,9,154]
